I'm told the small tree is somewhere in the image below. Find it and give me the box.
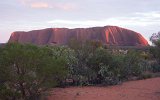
[88,47,122,85]
[47,45,77,79]
[0,43,67,100]
[150,32,160,44]
[87,47,112,73]
[68,39,104,85]
[121,50,144,78]
[150,40,160,71]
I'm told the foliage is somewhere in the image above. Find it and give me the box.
[87,47,123,85]
[0,43,67,100]
[1,39,158,97]
[149,40,160,72]
[150,40,160,64]
[97,50,148,84]
[87,47,112,72]
[150,32,160,44]
[120,51,144,78]
[47,45,77,75]
[139,72,152,80]
[150,63,160,72]
[68,39,150,85]
[68,39,102,81]
[98,64,120,85]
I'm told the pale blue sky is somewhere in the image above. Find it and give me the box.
[1,0,160,43]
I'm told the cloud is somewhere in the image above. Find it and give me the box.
[47,11,160,44]
[47,11,160,28]
[19,0,76,10]
[19,0,32,5]
[30,2,51,8]
[53,3,76,11]
[135,11,160,18]
[30,2,76,11]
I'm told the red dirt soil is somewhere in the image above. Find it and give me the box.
[48,78,160,100]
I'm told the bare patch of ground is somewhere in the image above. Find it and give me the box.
[48,78,160,100]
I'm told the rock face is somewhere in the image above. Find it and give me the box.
[8,26,149,46]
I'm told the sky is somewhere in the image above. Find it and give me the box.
[1,0,160,43]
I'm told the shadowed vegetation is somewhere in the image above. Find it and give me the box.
[0,39,160,100]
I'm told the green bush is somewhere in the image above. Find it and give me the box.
[150,63,160,72]
[0,43,67,100]
[139,72,152,80]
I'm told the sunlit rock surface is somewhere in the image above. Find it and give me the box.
[9,26,149,46]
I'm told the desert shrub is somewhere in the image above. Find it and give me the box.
[66,43,153,86]
[150,40,160,64]
[67,40,103,85]
[149,40,160,72]
[98,64,120,85]
[87,48,124,85]
[47,45,77,76]
[122,51,144,77]
[150,62,160,72]
[0,43,67,100]
[87,47,112,73]
[139,72,152,80]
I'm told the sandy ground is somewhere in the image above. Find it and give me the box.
[48,78,160,100]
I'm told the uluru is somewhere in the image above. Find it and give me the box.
[8,26,149,46]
